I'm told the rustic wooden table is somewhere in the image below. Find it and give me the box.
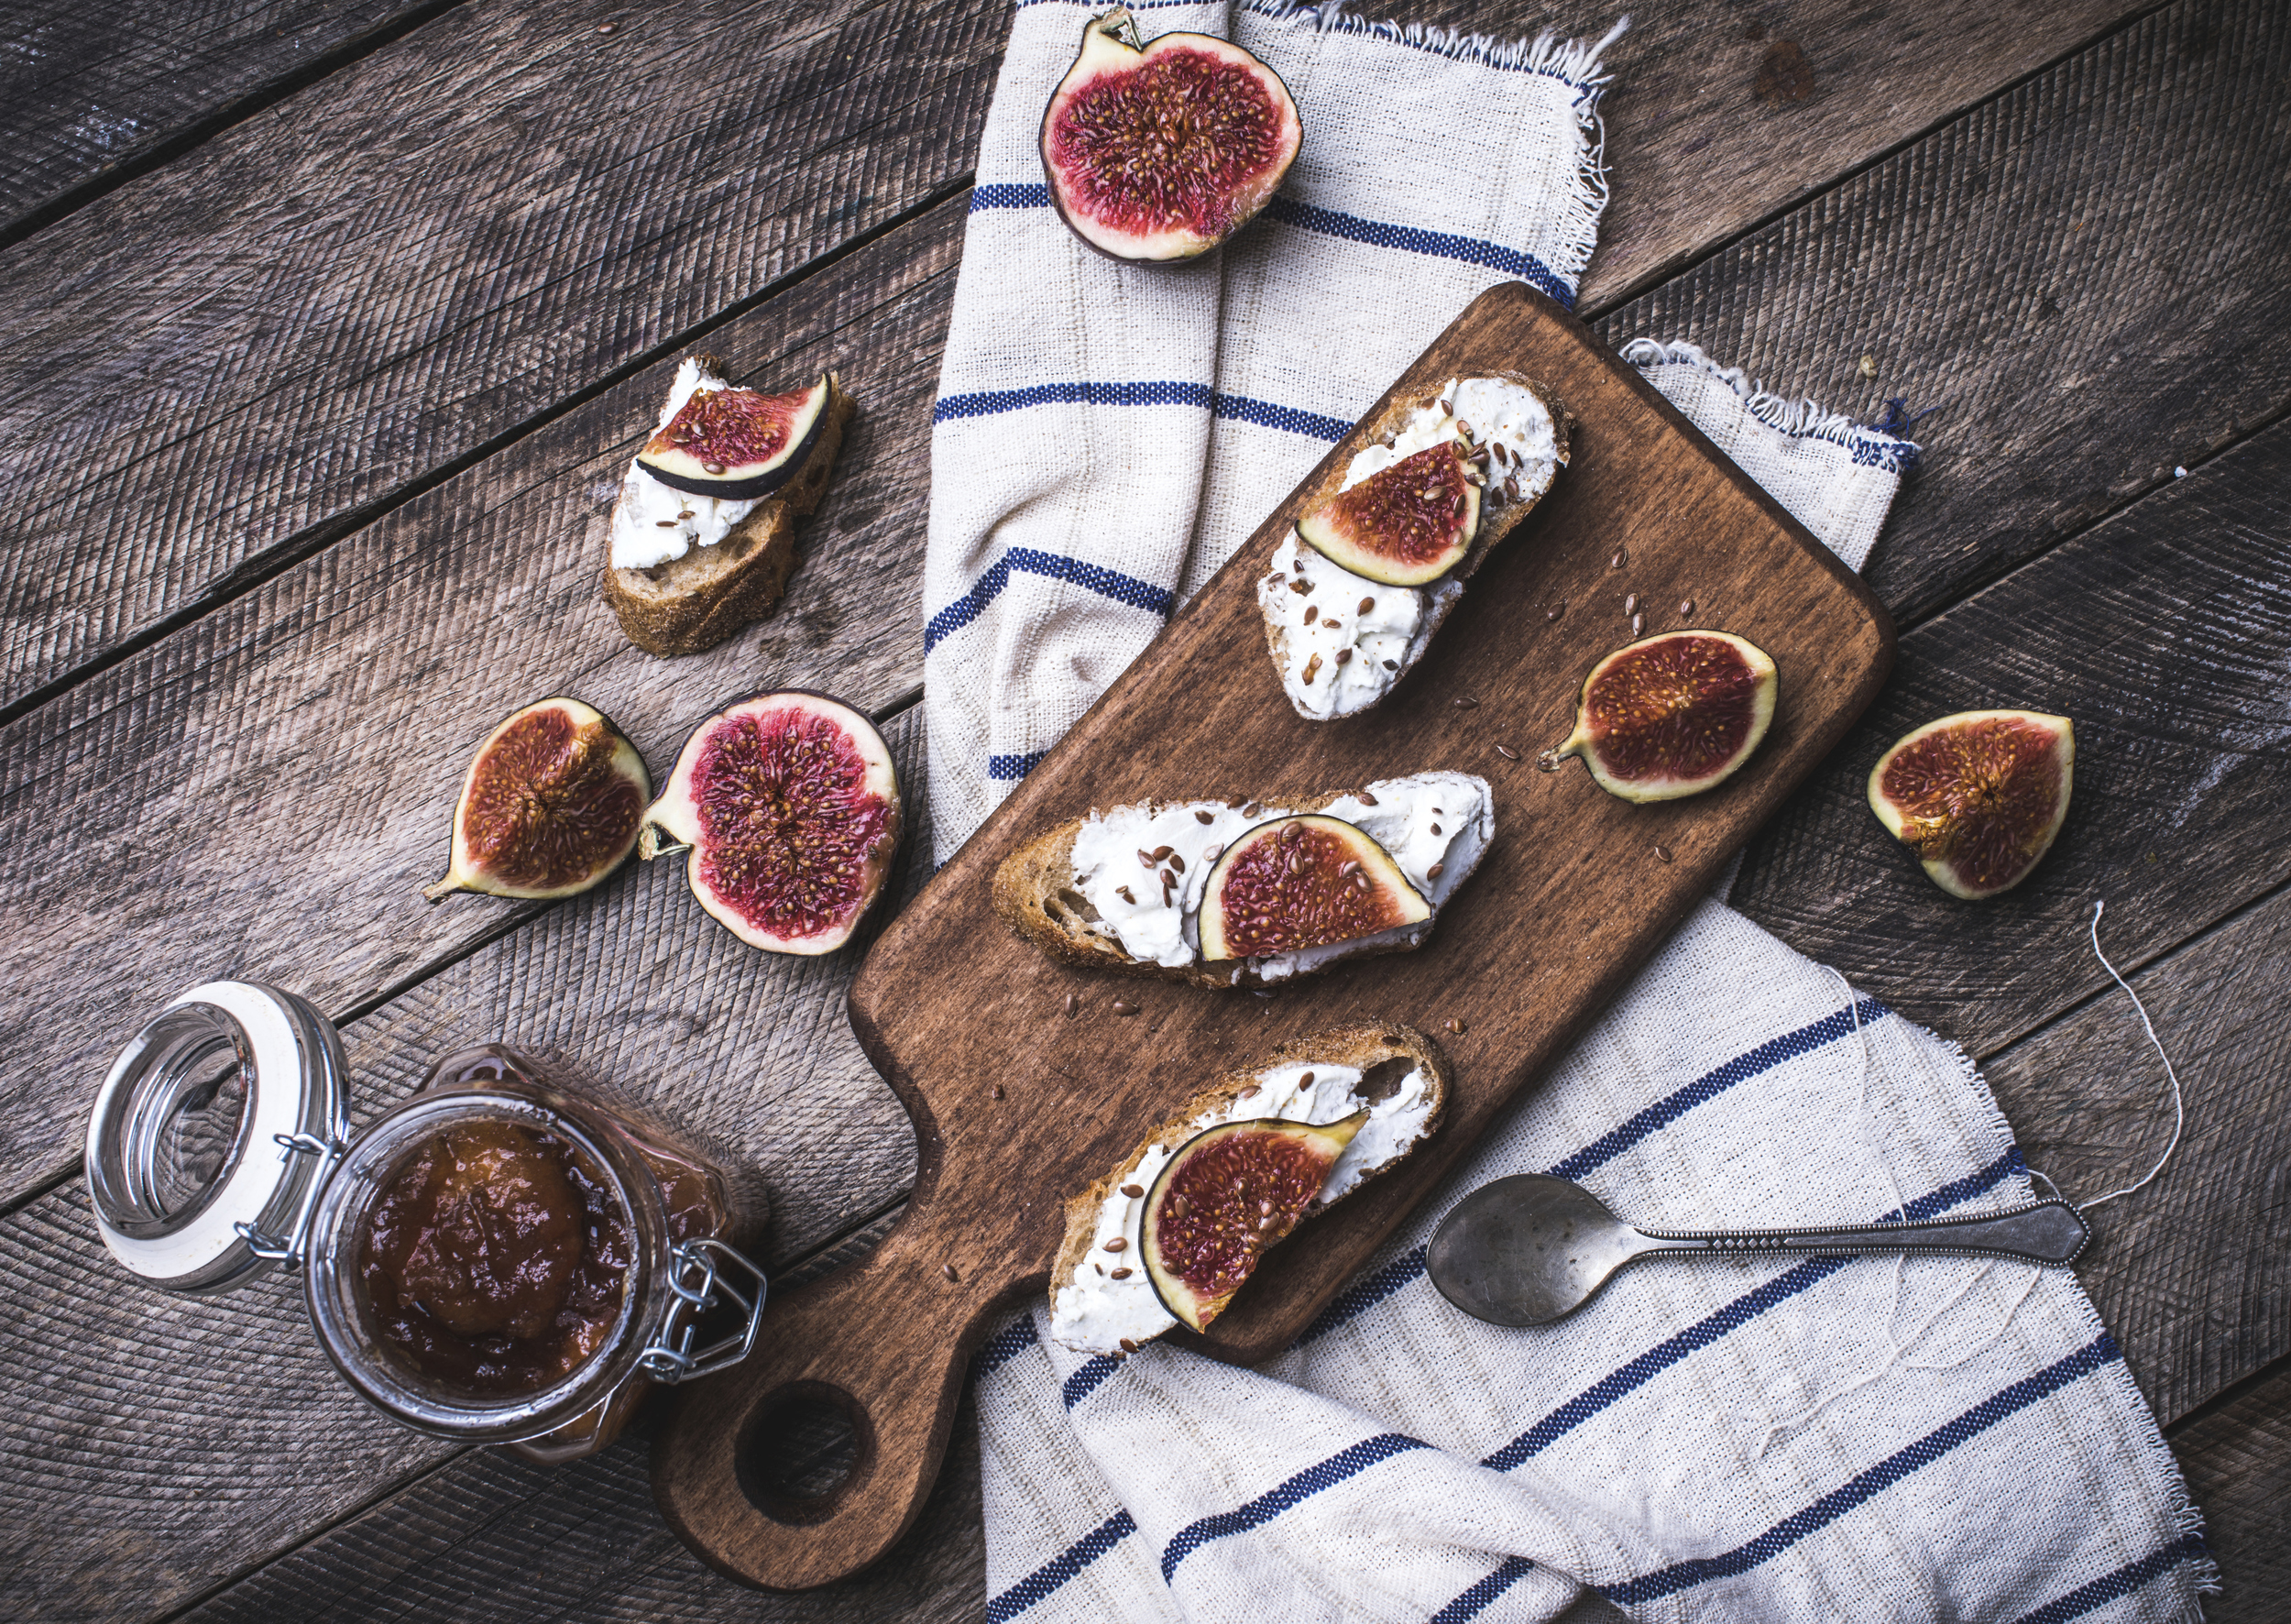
[2,1,2283,1619]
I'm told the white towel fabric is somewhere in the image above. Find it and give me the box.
[927,6,2209,1621]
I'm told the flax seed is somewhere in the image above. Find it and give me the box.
[942,1263,960,1282]
[1496,743,1519,761]
[1113,1000,1139,1015]
[1121,1183,1145,1197]
[1196,809,1214,824]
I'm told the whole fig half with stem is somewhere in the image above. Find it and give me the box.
[423,697,652,904]
[1548,631,1779,802]
[1039,6,1301,264]
[1198,815,1429,962]
[1142,1113,1365,1332]
[639,690,901,954]
[1868,709,2074,899]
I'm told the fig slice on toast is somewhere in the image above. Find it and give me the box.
[1142,1113,1365,1333]
[636,373,834,500]
[1198,815,1429,962]
[1296,442,1481,587]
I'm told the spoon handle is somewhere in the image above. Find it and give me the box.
[1634,1200,2090,1267]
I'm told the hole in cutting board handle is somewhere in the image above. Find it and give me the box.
[734,1379,874,1525]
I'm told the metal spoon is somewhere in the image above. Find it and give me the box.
[1426,1174,2090,1327]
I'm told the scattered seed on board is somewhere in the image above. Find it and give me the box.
[1121,1183,1145,1198]
[1454,696,1479,709]
[1196,809,1214,824]
[1496,743,1520,761]
[1679,598,1696,618]
[991,1083,1005,1100]
[1624,593,1640,616]
[1655,845,1673,863]
[1445,1018,1465,1035]
[1631,613,1645,636]
[1113,1000,1139,1016]
[1546,601,1566,622]
[1611,548,1628,569]
[1064,993,1079,1018]
[597,19,619,32]
[942,1263,960,1282]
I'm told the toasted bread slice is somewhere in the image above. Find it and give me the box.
[990,773,1493,989]
[1261,372,1572,719]
[1047,1022,1450,1355]
[600,373,856,657]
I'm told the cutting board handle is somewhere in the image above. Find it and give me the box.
[650,1219,983,1590]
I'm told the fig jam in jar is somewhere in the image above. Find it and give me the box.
[87,985,768,1464]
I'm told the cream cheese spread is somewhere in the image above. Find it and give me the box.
[1047,1059,1439,1354]
[1339,375,1561,504]
[607,359,761,571]
[1261,376,1558,717]
[1066,771,1493,974]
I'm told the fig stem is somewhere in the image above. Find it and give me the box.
[421,874,466,904]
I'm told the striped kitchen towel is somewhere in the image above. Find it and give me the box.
[933,5,2208,1621]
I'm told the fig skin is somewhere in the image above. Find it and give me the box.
[1039,7,1302,265]
[423,697,652,904]
[1868,709,2075,900]
[640,689,901,955]
[1142,1112,1365,1332]
[1296,443,1482,587]
[1198,814,1429,962]
[1551,631,1779,802]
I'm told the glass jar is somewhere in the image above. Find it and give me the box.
[85,981,769,1462]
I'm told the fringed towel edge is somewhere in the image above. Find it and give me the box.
[1618,336,1923,475]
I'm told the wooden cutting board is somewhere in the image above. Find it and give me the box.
[652,282,1894,1589]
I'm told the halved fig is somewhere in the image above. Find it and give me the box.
[423,697,651,903]
[636,372,835,500]
[1039,7,1301,264]
[1297,443,1481,587]
[639,690,901,954]
[1198,815,1430,962]
[1550,631,1779,802]
[1142,1113,1365,1332]
[1868,709,2075,900]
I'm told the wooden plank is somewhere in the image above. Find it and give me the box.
[0,0,1005,713]
[2168,1364,2291,1623]
[1591,0,2291,625]
[0,709,930,1624]
[655,283,1895,1592]
[0,2,452,247]
[0,196,962,1207]
[0,0,2156,709]
[1731,417,2291,1059]
[1983,882,2291,1425]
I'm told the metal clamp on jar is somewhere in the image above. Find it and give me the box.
[85,981,770,1463]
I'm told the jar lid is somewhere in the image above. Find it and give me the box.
[84,981,349,1293]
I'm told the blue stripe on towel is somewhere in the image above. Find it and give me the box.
[1596,1334,2124,1606]
[974,1316,1041,1379]
[970,182,1053,211]
[1260,197,1575,308]
[2006,1532,2211,1624]
[985,1509,1139,1622]
[925,546,1177,653]
[1062,1354,1124,1410]
[989,751,1047,782]
[1161,1432,1436,1582]
[1291,999,1901,1345]
[934,379,1214,422]
[1212,390,1350,441]
[1429,1555,1540,1623]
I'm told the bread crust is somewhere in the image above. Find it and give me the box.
[1048,1022,1452,1344]
[600,373,856,657]
[990,780,1481,989]
[1262,373,1573,719]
